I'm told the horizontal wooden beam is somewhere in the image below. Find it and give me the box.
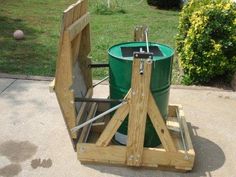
[66,12,90,41]
[77,143,194,170]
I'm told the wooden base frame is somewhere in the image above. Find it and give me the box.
[76,59,195,171]
[77,105,195,171]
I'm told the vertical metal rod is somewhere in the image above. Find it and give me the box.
[145,29,150,53]
[71,102,127,133]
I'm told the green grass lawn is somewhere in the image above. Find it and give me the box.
[0,0,181,84]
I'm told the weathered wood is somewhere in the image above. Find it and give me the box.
[148,93,177,152]
[76,88,93,124]
[96,103,129,147]
[67,13,90,41]
[49,78,55,93]
[126,59,152,166]
[55,31,77,139]
[134,25,147,42]
[167,117,180,133]
[77,143,194,170]
[78,103,98,143]
[96,90,131,146]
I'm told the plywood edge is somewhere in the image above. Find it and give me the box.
[49,78,55,93]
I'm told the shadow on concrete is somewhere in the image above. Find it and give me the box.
[82,123,225,177]
[188,123,225,177]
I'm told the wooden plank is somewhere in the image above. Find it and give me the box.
[78,0,92,89]
[179,106,194,152]
[168,104,179,117]
[67,13,90,41]
[142,147,194,169]
[91,122,106,133]
[77,144,126,164]
[77,144,194,170]
[167,117,180,133]
[134,25,147,42]
[76,88,93,124]
[126,59,152,166]
[54,2,78,140]
[96,103,130,147]
[55,31,77,139]
[148,93,177,152]
[49,78,55,93]
[71,1,83,64]
[78,103,98,143]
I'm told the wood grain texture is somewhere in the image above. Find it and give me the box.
[78,103,98,143]
[67,13,90,41]
[55,31,77,139]
[96,90,131,147]
[96,103,129,147]
[147,93,177,152]
[134,25,147,42]
[126,59,152,166]
[54,0,91,141]
[77,143,194,170]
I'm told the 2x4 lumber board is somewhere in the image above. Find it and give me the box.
[134,25,147,42]
[55,32,77,139]
[76,88,93,124]
[96,90,131,146]
[67,13,90,41]
[54,0,89,141]
[96,103,130,147]
[142,147,194,170]
[78,103,98,143]
[77,144,126,164]
[179,106,194,152]
[78,27,92,88]
[126,60,152,166]
[71,0,89,64]
[148,93,177,152]
[77,144,194,169]
[71,1,83,64]
[91,122,106,133]
[49,78,55,93]
[78,0,92,88]
[55,4,74,85]
[167,117,180,133]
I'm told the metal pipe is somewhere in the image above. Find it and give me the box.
[74,97,125,103]
[145,29,150,53]
[89,64,109,68]
[71,102,127,133]
[93,76,109,87]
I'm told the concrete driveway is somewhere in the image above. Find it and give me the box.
[0,77,236,177]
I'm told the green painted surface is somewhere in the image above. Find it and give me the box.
[109,42,174,147]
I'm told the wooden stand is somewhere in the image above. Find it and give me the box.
[51,0,195,171]
[77,56,195,171]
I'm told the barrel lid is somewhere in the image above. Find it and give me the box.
[108,42,174,61]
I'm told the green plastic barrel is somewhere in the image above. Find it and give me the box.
[108,42,174,147]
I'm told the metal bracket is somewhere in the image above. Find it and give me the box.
[133,52,153,59]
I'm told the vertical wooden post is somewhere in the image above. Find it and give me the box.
[134,25,147,42]
[126,58,152,166]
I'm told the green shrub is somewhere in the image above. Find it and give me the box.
[176,0,236,84]
[94,0,126,15]
[147,0,181,9]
